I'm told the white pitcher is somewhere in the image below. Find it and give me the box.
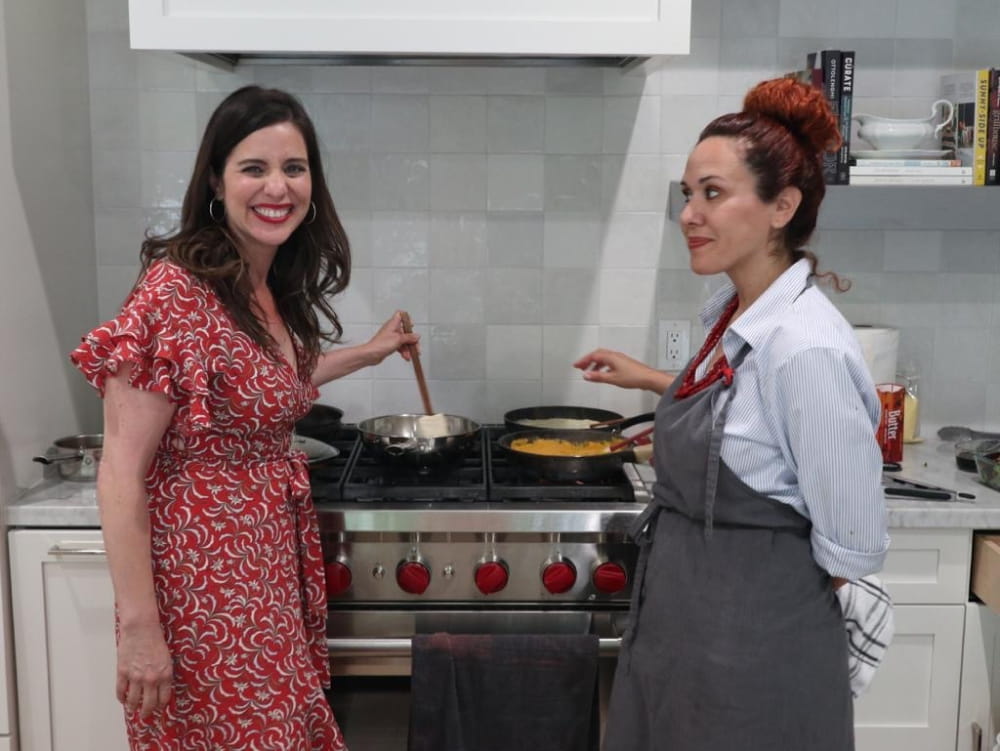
[852,99,954,151]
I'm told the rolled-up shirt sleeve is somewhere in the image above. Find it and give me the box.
[773,346,890,580]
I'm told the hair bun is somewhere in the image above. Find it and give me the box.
[742,78,842,156]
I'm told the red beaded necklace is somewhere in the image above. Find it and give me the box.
[674,295,740,400]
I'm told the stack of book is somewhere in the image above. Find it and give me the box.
[848,158,972,186]
[940,67,999,186]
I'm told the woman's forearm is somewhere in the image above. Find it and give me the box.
[97,463,160,629]
[311,344,380,387]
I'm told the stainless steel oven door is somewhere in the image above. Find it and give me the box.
[324,608,627,750]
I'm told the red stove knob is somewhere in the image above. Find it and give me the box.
[542,560,577,594]
[396,560,431,595]
[592,562,628,594]
[474,560,509,595]
[324,560,353,597]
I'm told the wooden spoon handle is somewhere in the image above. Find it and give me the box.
[399,311,433,416]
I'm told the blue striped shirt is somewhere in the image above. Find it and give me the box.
[697,259,889,580]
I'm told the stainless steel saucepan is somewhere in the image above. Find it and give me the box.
[33,434,103,481]
[357,414,481,466]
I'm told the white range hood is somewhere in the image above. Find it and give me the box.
[128,0,691,68]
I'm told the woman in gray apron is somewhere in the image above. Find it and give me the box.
[575,77,888,750]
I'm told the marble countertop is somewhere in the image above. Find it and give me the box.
[7,436,1000,530]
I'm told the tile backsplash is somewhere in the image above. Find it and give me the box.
[86,0,1000,428]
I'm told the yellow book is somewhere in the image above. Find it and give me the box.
[975,68,990,186]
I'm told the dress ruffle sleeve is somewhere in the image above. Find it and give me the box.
[70,262,213,432]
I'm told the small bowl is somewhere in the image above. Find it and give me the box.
[955,439,992,472]
[972,440,1000,491]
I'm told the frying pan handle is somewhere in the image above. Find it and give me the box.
[593,412,656,430]
[33,453,83,465]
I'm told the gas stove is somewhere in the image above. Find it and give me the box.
[307,425,648,608]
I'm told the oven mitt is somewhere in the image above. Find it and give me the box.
[836,575,895,698]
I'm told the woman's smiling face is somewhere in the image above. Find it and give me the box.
[678,136,786,278]
[214,121,312,257]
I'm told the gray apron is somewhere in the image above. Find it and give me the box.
[604,343,853,751]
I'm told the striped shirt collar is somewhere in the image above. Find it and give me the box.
[699,258,813,351]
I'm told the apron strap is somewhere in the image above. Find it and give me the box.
[703,343,751,540]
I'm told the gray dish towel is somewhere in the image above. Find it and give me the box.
[409,633,599,751]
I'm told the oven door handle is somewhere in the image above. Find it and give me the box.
[326,637,622,657]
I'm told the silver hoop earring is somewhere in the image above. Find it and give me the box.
[208,197,225,222]
[305,201,317,225]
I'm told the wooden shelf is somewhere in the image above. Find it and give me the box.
[667,182,1000,231]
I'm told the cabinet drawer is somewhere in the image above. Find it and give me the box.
[881,529,971,604]
[971,533,1000,614]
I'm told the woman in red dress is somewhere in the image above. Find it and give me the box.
[71,86,417,750]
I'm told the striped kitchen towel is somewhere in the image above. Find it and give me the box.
[836,575,895,698]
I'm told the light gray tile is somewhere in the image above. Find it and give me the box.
[601,213,665,268]
[660,37,721,96]
[86,0,128,32]
[303,94,371,152]
[895,0,957,37]
[544,156,602,212]
[935,273,995,304]
[837,272,885,304]
[97,264,141,320]
[487,96,545,154]
[542,325,599,381]
[543,213,603,268]
[599,269,658,325]
[327,152,372,210]
[541,378,608,406]
[603,96,661,154]
[88,31,137,89]
[142,207,181,240]
[331,267,375,325]
[603,65,661,96]
[95,209,146,265]
[545,69,604,95]
[597,326,659,372]
[544,97,604,154]
[486,380,543,422]
[195,91,227,139]
[487,155,544,211]
[837,0,897,36]
[814,230,885,273]
[427,67,493,94]
[254,65,313,93]
[195,65,256,93]
[602,155,666,212]
[486,212,544,267]
[370,212,429,267]
[139,151,194,209]
[777,0,838,37]
[722,0,779,37]
[308,66,372,93]
[955,0,1000,38]
[317,378,371,423]
[884,231,943,272]
[430,212,487,267]
[543,268,600,324]
[429,154,487,211]
[369,154,430,211]
[954,37,1000,68]
[485,268,542,324]
[430,96,487,153]
[485,67,547,95]
[429,269,485,323]
[372,268,429,322]
[718,37,779,97]
[660,95,719,154]
[933,326,991,384]
[487,325,543,379]
[137,52,196,91]
[339,210,372,267]
[940,232,1000,274]
[371,378,428,414]
[371,68,430,94]
[138,91,198,151]
[90,89,139,151]
[370,96,429,153]
[921,374,987,427]
[692,0,723,36]
[891,39,955,98]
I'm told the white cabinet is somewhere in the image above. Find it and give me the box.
[8,529,128,751]
[853,529,971,751]
[128,0,691,57]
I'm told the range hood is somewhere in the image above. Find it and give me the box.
[128,1,691,69]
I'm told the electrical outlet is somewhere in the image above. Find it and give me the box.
[657,319,691,371]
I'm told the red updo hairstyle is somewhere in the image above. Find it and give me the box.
[698,77,848,289]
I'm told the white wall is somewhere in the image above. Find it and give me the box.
[0,0,97,493]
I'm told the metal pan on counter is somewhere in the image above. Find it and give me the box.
[502,405,624,433]
[498,428,652,483]
[357,413,481,466]
[33,434,103,481]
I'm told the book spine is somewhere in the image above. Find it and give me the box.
[987,67,1000,185]
[849,166,973,176]
[837,51,855,185]
[852,158,962,167]
[821,50,841,185]
[848,174,973,185]
[974,68,990,185]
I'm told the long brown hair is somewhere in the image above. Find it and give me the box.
[140,85,350,372]
[698,78,849,291]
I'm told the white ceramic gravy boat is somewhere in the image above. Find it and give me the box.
[852,99,954,151]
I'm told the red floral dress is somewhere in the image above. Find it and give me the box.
[71,261,347,751]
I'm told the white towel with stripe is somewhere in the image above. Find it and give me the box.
[836,575,894,698]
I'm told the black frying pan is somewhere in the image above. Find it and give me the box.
[294,404,344,443]
[498,428,641,483]
[503,405,624,433]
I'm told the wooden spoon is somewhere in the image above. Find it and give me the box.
[399,311,434,416]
